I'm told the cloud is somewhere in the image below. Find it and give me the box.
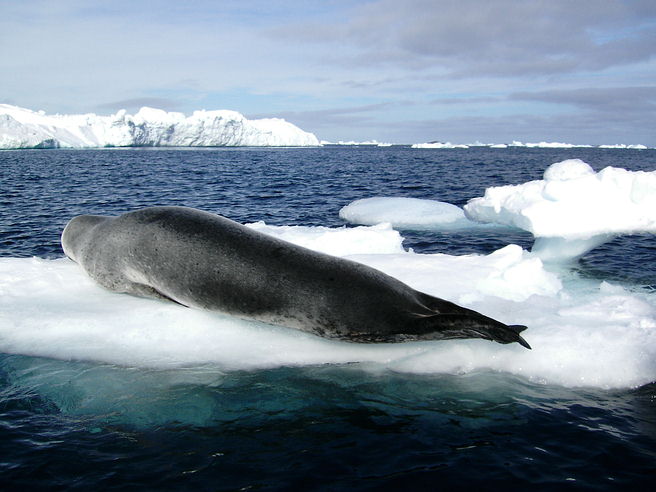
[511,86,656,114]
[1,1,654,145]
[95,98,184,113]
[250,102,397,129]
[274,0,656,77]
[248,85,656,145]
[0,1,305,113]
[370,110,654,146]
[430,96,502,106]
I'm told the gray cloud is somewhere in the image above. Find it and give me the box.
[250,87,656,145]
[274,0,656,77]
[250,103,396,130]
[2,1,654,145]
[372,110,655,146]
[430,96,502,106]
[375,85,656,145]
[511,86,656,114]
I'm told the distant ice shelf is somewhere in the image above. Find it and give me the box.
[0,104,320,149]
[411,142,469,149]
[410,140,650,149]
[321,139,394,147]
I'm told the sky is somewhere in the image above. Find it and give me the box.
[1,0,655,145]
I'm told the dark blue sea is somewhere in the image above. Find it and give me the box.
[1,146,655,490]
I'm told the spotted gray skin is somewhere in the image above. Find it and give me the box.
[61,206,530,348]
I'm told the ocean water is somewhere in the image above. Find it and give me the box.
[1,146,655,490]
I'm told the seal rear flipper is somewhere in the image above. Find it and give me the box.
[506,325,531,349]
[410,313,531,349]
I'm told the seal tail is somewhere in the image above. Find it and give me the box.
[421,314,531,349]
[413,294,532,349]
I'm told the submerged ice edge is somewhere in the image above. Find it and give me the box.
[0,219,655,389]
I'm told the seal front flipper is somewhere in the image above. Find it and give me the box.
[124,282,187,306]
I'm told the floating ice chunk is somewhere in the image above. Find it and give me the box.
[339,197,496,231]
[0,103,320,148]
[323,139,394,146]
[599,144,648,150]
[411,142,469,149]
[508,141,593,148]
[246,221,406,256]
[543,158,595,181]
[464,159,656,261]
[475,245,562,301]
[349,244,561,305]
[1,229,654,389]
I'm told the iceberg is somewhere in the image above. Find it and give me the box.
[0,104,320,149]
[509,141,593,149]
[464,159,656,261]
[411,142,469,149]
[408,140,652,149]
[506,141,649,149]
[321,140,394,147]
[598,144,649,150]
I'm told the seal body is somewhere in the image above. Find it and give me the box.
[61,206,530,347]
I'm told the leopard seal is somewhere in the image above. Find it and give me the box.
[61,206,530,348]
